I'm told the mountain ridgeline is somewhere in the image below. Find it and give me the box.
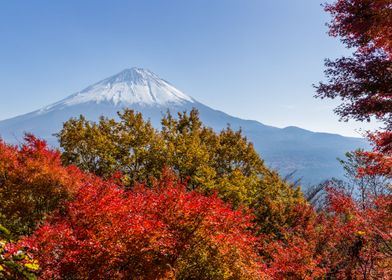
[0,68,368,186]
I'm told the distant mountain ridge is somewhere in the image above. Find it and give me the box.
[0,68,369,186]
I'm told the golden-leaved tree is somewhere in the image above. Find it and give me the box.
[58,109,304,235]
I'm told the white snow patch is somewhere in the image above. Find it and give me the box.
[42,68,194,112]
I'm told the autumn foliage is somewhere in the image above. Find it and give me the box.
[24,171,266,280]
[58,109,304,237]
[259,186,392,279]
[316,0,392,180]
[0,132,385,278]
[316,0,392,128]
[320,188,391,278]
[357,131,392,177]
[1,114,390,278]
[324,0,392,54]
[0,134,88,237]
[0,131,390,278]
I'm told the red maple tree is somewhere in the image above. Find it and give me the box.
[0,134,91,237]
[316,0,392,178]
[23,171,267,279]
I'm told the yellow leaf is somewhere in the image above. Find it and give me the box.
[24,262,40,271]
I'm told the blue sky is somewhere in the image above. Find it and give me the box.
[0,0,378,136]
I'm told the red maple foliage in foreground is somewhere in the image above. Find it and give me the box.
[262,187,391,279]
[357,131,392,177]
[0,134,390,279]
[22,171,267,280]
[325,0,392,55]
[317,0,392,180]
[0,134,93,237]
[0,134,104,278]
[319,188,391,279]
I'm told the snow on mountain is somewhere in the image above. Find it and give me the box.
[0,68,369,186]
[41,68,194,113]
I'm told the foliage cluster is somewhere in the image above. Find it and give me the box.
[315,0,392,177]
[0,115,390,279]
[57,109,303,236]
[26,170,266,280]
[0,134,87,237]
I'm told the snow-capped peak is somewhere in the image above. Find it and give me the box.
[43,68,194,111]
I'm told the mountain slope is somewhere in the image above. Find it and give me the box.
[0,68,368,185]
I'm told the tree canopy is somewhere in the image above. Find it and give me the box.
[315,0,392,178]
[57,109,304,236]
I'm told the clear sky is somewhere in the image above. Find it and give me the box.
[0,0,379,137]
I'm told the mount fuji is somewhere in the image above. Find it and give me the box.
[0,68,368,186]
